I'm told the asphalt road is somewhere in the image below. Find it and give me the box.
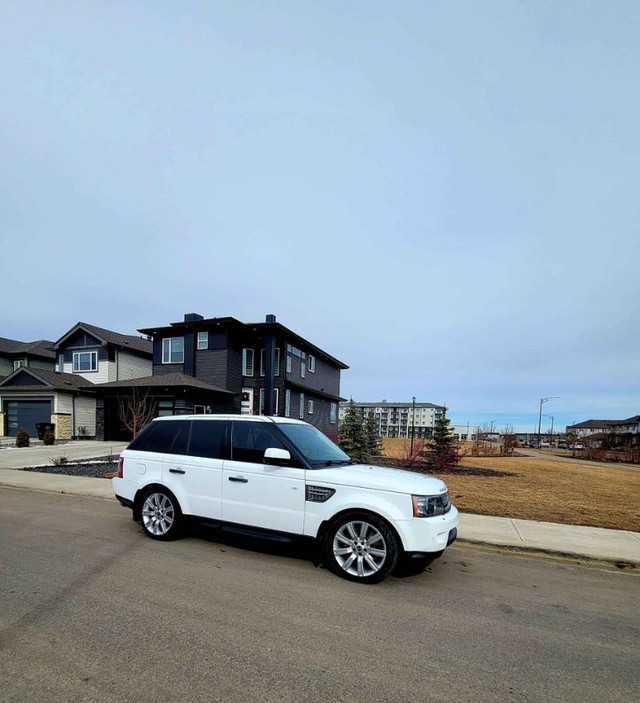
[1,489,638,703]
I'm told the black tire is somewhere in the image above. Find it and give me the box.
[140,488,183,541]
[322,511,400,584]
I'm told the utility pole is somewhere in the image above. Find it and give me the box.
[410,396,416,453]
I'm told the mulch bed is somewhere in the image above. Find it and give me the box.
[20,456,117,479]
[369,457,517,477]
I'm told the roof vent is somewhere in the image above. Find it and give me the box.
[265,314,276,323]
[184,313,204,322]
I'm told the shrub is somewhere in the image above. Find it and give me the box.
[50,455,68,467]
[43,429,55,446]
[16,427,30,448]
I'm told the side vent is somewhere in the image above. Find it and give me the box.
[305,485,336,503]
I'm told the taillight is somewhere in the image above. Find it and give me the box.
[117,457,124,478]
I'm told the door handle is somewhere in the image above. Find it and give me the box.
[169,468,186,474]
[228,476,248,483]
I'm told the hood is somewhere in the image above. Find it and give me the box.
[310,463,448,496]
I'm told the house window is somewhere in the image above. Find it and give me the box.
[259,388,279,415]
[308,355,316,373]
[285,389,291,417]
[286,355,292,374]
[197,332,208,350]
[242,348,254,376]
[157,399,174,417]
[73,351,98,372]
[260,348,280,376]
[330,403,337,424]
[308,399,314,414]
[301,360,306,378]
[162,338,184,364]
[194,405,206,414]
[299,393,305,419]
[57,354,64,372]
[13,360,26,370]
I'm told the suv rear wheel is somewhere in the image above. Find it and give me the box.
[323,512,400,584]
[140,489,182,541]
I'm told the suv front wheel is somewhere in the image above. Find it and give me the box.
[322,512,400,584]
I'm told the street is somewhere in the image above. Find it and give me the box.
[1,489,638,703]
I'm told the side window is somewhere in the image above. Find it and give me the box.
[189,420,229,459]
[130,420,183,454]
[231,421,285,463]
[167,420,191,455]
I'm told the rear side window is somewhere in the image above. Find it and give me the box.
[231,421,285,463]
[188,420,229,459]
[128,420,184,454]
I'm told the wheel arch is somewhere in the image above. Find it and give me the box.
[317,507,406,551]
[133,483,181,522]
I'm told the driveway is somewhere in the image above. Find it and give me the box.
[0,440,128,469]
[1,489,638,703]
[519,448,640,472]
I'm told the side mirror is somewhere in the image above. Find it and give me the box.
[264,447,291,466]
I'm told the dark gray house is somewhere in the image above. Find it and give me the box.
[127,312,348,440]
[0,337,55,379]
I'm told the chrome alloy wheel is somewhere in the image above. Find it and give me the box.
[142,493,175,536]
[333,521,387,578]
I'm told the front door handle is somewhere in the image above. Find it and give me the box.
[169,468,186,474]
[228,476,248,483]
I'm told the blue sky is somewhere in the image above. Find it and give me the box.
[1,1,638,432]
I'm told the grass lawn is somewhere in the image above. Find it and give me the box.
[381,439,640,532]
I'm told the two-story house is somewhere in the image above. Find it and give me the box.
[0,337,55,379]
[112,312,348,440]
[0,322,152,440]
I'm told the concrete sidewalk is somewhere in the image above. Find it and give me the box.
[0,441,128,468]
[1,468,638,568]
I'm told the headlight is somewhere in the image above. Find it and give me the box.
[412,492,451,517]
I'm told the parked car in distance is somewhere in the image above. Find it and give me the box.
[557,442,568,449]
[539,441,551,448]
[569,443,585,450]
[112,415,459,584]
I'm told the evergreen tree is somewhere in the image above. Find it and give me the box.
[430,407,458,470]
[365,410,382,458]
[338,399,369,463]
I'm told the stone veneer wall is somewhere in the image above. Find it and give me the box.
[52,413,72,440]
[0,413,4,437]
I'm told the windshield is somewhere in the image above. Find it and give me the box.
[277,423,351,466]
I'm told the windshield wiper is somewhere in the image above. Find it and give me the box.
[319,459,353,466]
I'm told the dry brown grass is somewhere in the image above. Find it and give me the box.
[381,438,640,531]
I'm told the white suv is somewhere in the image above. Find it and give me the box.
[112,415,458,584]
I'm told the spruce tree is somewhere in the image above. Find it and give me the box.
[430,407,458,470]
[365,410,382,458]
[338,399,369,463]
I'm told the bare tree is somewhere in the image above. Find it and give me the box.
[117,388,157,438]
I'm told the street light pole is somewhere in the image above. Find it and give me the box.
[410,396,416,454]
[538,397,558,446]
[544,414,554,439]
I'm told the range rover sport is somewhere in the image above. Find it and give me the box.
[112,415,458,584]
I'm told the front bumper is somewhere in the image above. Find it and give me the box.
[394,505,459,554]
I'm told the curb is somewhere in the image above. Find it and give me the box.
[457,537,640,570]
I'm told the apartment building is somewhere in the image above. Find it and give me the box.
[339,400,445,439]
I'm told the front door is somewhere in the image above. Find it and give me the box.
[222,420,305,534]
[241,388,254,415]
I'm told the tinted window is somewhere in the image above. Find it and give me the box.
[231,421,285,463]
[189,420,229,459]
[127,422,156,451]
[167,420,191,455]
[130,420,183,454]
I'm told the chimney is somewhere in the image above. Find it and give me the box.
[265,314,276,323]
[184,313,204,322]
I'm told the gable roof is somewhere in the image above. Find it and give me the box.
[0,367,95,392]
[566,419,615,430]
[86,372,234,394]
[54,322,152,356]
[0,337,55,359]
[607,415,640,426]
